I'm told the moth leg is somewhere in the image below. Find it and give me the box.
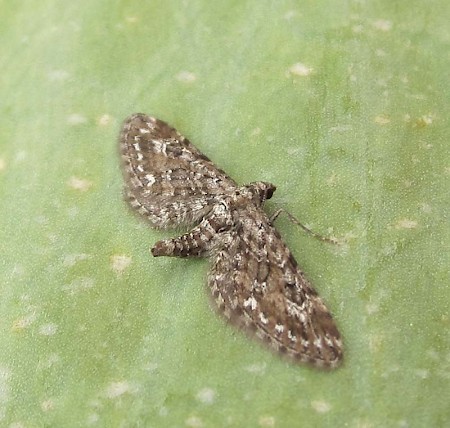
[270,209,338,245]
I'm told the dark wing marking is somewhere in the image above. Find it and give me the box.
[119,113,238,228]
[208,206,343,368]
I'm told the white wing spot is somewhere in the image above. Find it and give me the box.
[259,312,269,324]
[275,324,285,334]
[244,296,258,311]
[145,174,156,186]
[152,140,167,154]
[287,330,297,342]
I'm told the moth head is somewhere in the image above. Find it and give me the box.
[241,182,276,205]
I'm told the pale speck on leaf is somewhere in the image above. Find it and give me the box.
[311,400,331,413]
[283,10,297,20]
[415,114,434,127]
[244,362,267,375]
[35,215,48,225]
[106,381,131,398]
[258,416,276,427]
[39,323,58,336]
[144,362,158,372]
[185,416,204,428]
[195,387,215,405]
[8,423,25,428]
[176,71,197,83]
[288,62,314,77]
[394,219,418,229]
[419,203,432,213]
[87,413,99,425]
[12,313,37,331]
[41,399,55,412]
[366,303,379,315]
[63,253,91,267]
[125,16,139,23]
[374,115,391,125]
[110,255,132,276]
[326,173,338,187]
[373,19,393,31]
[62,277,95,295]
[15,151,27,162]
[37,353,61,370]
[67,176,93,192]
[67,113,88,125]
[0,367,11,404]
[67,206,79,218]
[329,124,352,133]
[48,69,70,82]
[0,158,6,171]
[414,369,429,379]
[98,114,113,126]
[251,127,261,136]
[369,334,384,353]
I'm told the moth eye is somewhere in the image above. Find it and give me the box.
[217,226,228,233]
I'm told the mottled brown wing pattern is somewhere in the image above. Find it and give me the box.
[209,205,343,368]
[119,113,238,228]
[119,113,343,369]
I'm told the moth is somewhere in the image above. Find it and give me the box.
[119,113,343,368]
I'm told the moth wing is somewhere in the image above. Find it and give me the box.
[120,113,238,228]
[209,207,343,368]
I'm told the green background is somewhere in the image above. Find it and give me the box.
[1,1,449,427]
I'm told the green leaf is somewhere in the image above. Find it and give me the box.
[1,1,448,426]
